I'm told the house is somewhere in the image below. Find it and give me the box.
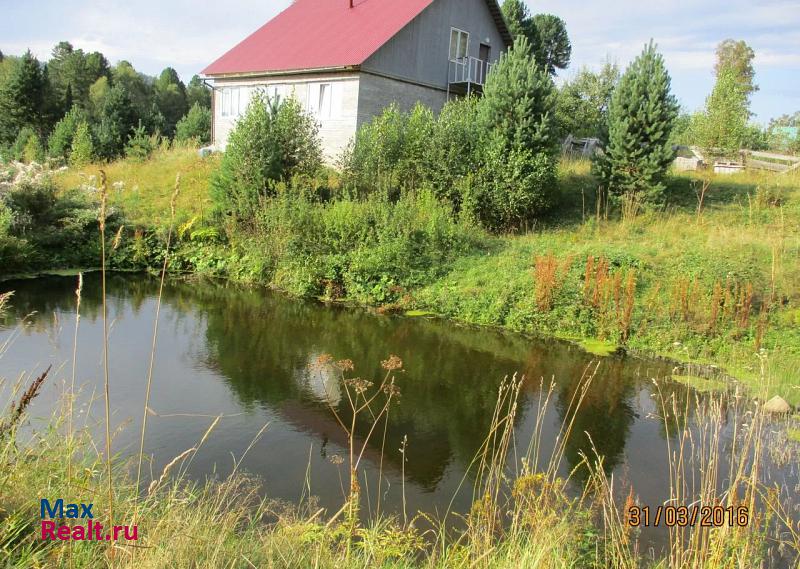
[202,0,512,160]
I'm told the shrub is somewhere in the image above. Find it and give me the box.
[210,92,322,221]
[592,42,679,205]
[340,103,431,200]
[426,97,481,208]
[3,178,103,267]
[125,122,155,162]
[175,103,212,145]
[465,142,556,231]
[70,122,94,167]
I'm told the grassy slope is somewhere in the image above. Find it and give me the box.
[416,162,800,404]
[54,153,800,404]
[55,147,220,228]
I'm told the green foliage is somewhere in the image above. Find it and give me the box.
[125,122,155,162]
[69,121,94,167]
[473,37,559,229]
[0,51,45,146]
[112,61,154,118]
[92,84,139,161]
[211,93,322,221]
[479,38,559,157]
[467,144,557,231]
[593,42,679,204]
[426,97,482,207]
[88,75,111,117]
[243,189,480,302]
[2,178,103,269]
[556,63,619,138]
[531,14,572,75]
[10,127,36,162]
[695,65,750,156]
[47,41,111,114]
[340,103,434,199]
[715,39,757,98]
[155,67,188,138]
[186,75,211,109]
[175,103,211,145]
[22,132,44,163]
[500,0,539,47]
[47,106,86,161]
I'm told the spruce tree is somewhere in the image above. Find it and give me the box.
[0,51,45,145]
[593,41,678,204]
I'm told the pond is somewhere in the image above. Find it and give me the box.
[0,274,793,557]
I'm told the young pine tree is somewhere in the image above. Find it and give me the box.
[593,41,679,205]
[471,37,559,231]
[70,121,94,167]
[48,106,86,162]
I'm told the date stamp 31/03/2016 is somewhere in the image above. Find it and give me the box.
[627,505,750,528]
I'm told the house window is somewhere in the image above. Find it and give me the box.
[221,86,251,117]
[449,28,469,61]
[267,84,286,102]
[307,82,333,120]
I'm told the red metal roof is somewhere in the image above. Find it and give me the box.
[203,0,438,76]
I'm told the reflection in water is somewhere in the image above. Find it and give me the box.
[1,273,763,554]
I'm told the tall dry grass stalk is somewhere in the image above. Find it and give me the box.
[98,170,114,536]
[135,173,181,500]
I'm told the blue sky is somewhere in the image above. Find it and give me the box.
[1,0,798,123]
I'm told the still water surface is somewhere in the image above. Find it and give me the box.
[0,274,782,554]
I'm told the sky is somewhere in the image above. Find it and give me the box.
[1,0,798,124]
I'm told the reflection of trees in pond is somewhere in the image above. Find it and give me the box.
[1,274,673,490]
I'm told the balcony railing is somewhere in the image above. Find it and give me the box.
[448,56,493,89]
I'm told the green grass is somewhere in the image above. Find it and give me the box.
[788,428,800,443]
[54,146,219,227]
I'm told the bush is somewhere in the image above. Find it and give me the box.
[175,103,211,145]
[465,143,557,231]
[3,178,103,268]
[340,103,435,200]
[210,93,322,221]
[70,122,94,167]
[248,189,480,302]
[125,122,155,162]
[426,97,481,208]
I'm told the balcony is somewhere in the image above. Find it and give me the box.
[447,57,493,97]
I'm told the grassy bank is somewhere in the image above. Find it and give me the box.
[42,151,800,406]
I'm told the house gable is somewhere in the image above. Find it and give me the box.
[362,0,511,90]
